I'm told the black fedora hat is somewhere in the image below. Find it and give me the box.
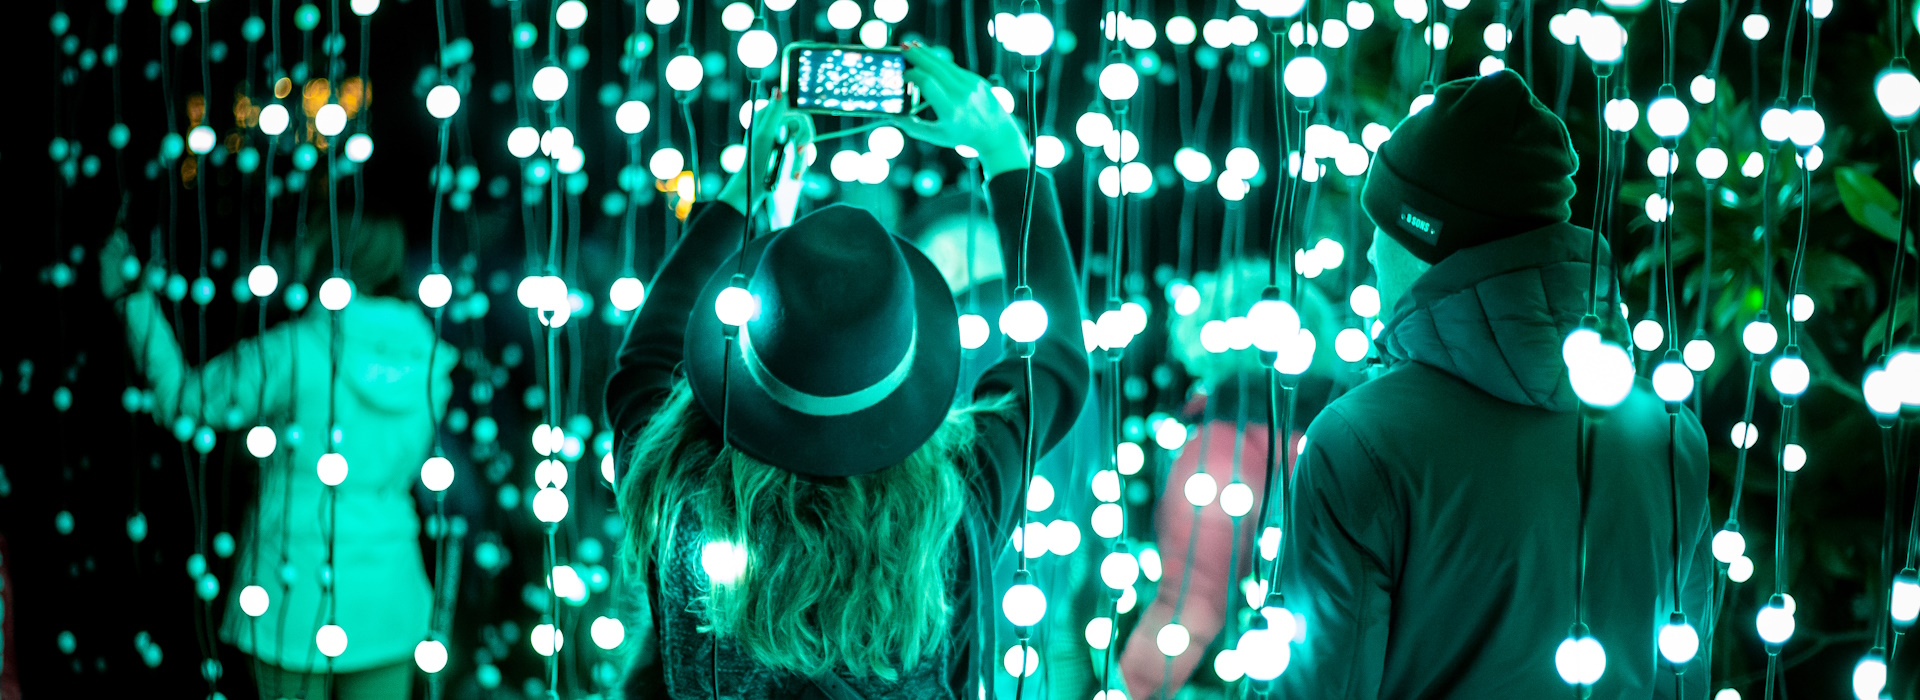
[685,204,962,478]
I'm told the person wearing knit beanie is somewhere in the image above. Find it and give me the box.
[1279,69,1715,699]
[1363,69,1581,265]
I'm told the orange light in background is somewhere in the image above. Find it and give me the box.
[234,95,258,128]
[302,79,331,117]
[338,77,369,117]
[274,77,293,99]
[181,157,198,186]
[672,171,697,220]
[187,95,205,128]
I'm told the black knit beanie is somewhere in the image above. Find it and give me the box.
[1362,69,1579,264]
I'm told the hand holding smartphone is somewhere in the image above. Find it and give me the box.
[781,43,921,117]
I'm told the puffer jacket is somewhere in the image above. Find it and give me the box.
[1277,223,1714,699]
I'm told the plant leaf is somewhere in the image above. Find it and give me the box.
[1833,164,1915,252]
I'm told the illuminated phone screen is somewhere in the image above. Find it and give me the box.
[785,45,912,116]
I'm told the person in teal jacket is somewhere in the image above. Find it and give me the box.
[1276,70,1714,698]
[100,215,454,699]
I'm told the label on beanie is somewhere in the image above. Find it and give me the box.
[1398,205,1444,245]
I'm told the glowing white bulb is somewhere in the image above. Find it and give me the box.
[1101,551,1140,590]
[1712,528,1746,563]
[1893,571,1920,624]
[1647,97,1690,138]
[314,624,350,658]
[1335,327,1370,362]
[1219,482,1255,517]
[1568,339,1635,408]
[239,585,270,616]
[1632,318,1665,351]
[1743,13,1770,40]
[1393,0,1429,22]
[1731,421,1760,449]
[1099,63,1140,101]
[530,624,565,656]
[420,456,453,492]
[1729,555,1754,582]
[347,137,377,164]
[1717,690,1744,700]
[1086,617,1114,649]
[1076,112,1114,148]
[1035,135,1067,169]
[532,486,569,523]
[350,0,380,16]
[947,313,989,350]
[646,0,680,24]
[1659,618,1699,665]
[1002,12,1055,56]
[1002,644,1040,677]
[1879,68,1920,121]
[1600,99,1639,133]
[1273,329,1317,375]
[1696,146,1728,180]
[1578,13,1625,65]
[1762,106,1793,143]
[1156,623,1192,656]
[615,101,653,136]
[1409,93,1436,116]
[1091,503,1124,538]
[1691,74,1717,103]
[604,277,644,312]
[1742,319,1778,355]
[649,148,686,181]
[999,299,1048,343]
[426,84,461,119]
[1756,600,1795,644]
[1770,354,1810,396]
[1555,635,1607,685]
[1283,56,1328,98]
[1003,582,1046,627]
[1781,444,1806,472]
[1787,293,1815,322]
[314,104,347,136]
[187,125,216,155]
[555,0,588,29]
[1238,621,1291,681]
[709,285,757,327]
[701,541,748,584]
[1248,299,1303,352]
[411,272,451,309]
[408,638,448,673]
[1683,338,1716,372]
[588,616,626,651]
[1789,107,1825,147]
[1854,652,1888,700]
[1652,361,1695,403]
[1184,472,1218,507]
[1808,0,1832,20]
[1154,419,1189,450]
[259,103,290,136]
[317,452,349,486]
[245,425,277,458]
[738,28,778,69]
[1025,475,1055,512]
[531,66,570,102]
[666,54,705,92]
[508,126,541,158]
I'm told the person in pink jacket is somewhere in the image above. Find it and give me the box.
[1120,260,1346,698]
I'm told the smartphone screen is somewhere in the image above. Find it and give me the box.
[783,44,915,116]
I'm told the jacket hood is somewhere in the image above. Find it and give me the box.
[1380,222,1619,412]
[330,297,457,415]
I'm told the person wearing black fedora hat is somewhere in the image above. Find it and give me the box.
[605,45,1089,698]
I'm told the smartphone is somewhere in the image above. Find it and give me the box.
[782,43,919,117]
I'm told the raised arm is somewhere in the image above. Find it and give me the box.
[103,231,295,430]
[604,98,814,470]
[896,44,1091,533]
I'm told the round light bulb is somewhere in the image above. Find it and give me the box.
[316,624,348,658]
[1878,68,1920,121]
[999,299,1049,343]
[1684,337,1716,371]
[245,426,277,458]
[1690,74,1717,103]
[1761,106,1793,143]
[1652,361,1695,403]
[1101,551,1140,589]
[738,29,778,69]
[1002,582,1046,627]
[1854,652,1888,700]
[1283,56,1328,98]
[1781,443,1806,472]
[418,273,452,308]
[1238,622,1292,681]
[1892,570,1920,624]
[317,452,348,486]
[508,126,541,158]
[532,486,570,522]
[1712,528,1745,563]
[610,277,645,312]
[1099,63,1140,101]
[1696,146,1728,179]
[314,104,347,136]
[1729,555,1754,582]
[1789,107,1825,147]
[239,585,270,616]
[1568,340,1635,408]
[1743,319,1778,355]
[1183,472,1218,507]
[1647,97,1690,138]
[1659,617,1699,665]
[1578,14,1625,64]
[591,616,626,650]
[420,456,454,492]
[426,85,461,119]
[1604,98,1640,132]
[1219,482,1255,517]
[715,285,758,326]
[1756,600,1795,644]
[555,0,587,29]
[1554,634,1607,685]
[616,101,652,135]
[247,264,279,298]
[1770,353,1810,396]
[414,639,448,673]
[532,65,570,101]
[666,54,705,92]
[319,276,352,310]
[1156,623,1191,657]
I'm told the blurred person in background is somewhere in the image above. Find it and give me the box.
[1119,258,1350,698]
[99,212,454,700]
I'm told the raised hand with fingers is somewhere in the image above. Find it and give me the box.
[894,44,1031,178]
